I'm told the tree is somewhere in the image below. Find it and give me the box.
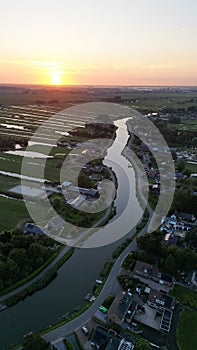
[192,137,197,147]
[137,234,162,256]
[164,254,176,275]
[136,338,151,350]
[185,229,197,248]
[9,248,28,269]
[182,168,191,177]
[176,160,186,172]
[22,333,50,350]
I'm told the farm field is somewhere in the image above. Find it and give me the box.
[0,196,30,231]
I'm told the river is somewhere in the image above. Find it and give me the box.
[0,117,143,349]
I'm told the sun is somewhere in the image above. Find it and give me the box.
[50,70,63,85]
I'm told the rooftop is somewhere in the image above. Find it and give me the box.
[23,223,43,235]
[107,291,133,324]
[148,289,175,310]
[133,260,152,276]
[91,326,120,349]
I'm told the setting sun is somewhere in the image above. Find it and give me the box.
[50,70,63,85]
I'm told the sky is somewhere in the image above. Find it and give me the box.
[0,0,197,86]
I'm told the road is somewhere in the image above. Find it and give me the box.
[43,203,153,342]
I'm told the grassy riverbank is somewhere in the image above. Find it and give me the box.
[0,245,63,298]
[3,247,74,307]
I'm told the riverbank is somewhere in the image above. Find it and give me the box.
[2,247,75,308]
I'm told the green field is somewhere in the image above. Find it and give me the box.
[185,162,197,173]
[168,119,197,132]
[0,196,30,231]
[0,174,20,192]
[0,152,66,182]
[170,285,197,308]
[176,308,197,350]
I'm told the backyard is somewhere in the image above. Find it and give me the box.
[176,307,197,350]
[170,285,197,308]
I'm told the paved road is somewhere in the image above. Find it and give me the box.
[44,203,153,342]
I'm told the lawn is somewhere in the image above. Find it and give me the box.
[176,308,197,350]
[185,162,197,173]
[0,174,20,191]
[0,196,30,231]
[170,285,197,308]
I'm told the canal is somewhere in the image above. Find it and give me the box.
[0,117,143,349]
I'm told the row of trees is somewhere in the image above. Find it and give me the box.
[0,229,55,291]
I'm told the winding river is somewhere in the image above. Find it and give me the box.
[0,117,143,349]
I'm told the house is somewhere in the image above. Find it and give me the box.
[174,172,185,180]
[147,289,175,332]
[90,326,120,349]
[125,300,138,324]
[133,260,152,278]
[23,223,43,235]
[162,233,178,246]
[147,290,175,312]
[89,173,102,181]
[107,291,134,325]
[149,184,160,194]
[160,214,194,235]
[90,326,134,350]
[61,181,72,188]
[133,260,175,290]
[118,339,134,350]
[177,212,196,222]
[151,270,175,288]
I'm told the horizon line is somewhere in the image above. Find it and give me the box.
[0,82,197,88]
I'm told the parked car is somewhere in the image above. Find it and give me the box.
[99,305,108,314]
[81,325,89,335]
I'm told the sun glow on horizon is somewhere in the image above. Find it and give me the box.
[49,70,63,85]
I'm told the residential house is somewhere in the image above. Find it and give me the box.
[23,223,43,235]
[107,291,135,325]
[118,339,134,350]
[151,270,175,288]
[162,233,178,246]
[133,260,152,279]
[147,289,175,332]
[90,326,134,350]
[177,212,196,222]
[133,260,175,290]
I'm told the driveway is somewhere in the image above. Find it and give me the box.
[52,338,66,350]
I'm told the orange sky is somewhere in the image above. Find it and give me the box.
[0,0,197,86]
